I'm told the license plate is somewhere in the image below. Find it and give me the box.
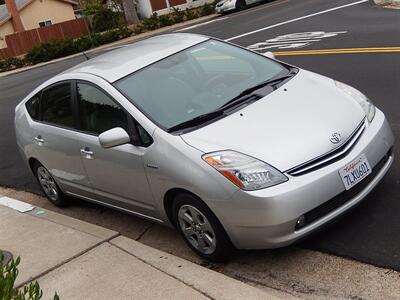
[339,154,372,190]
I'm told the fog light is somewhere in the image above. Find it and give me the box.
[296,215,306,229]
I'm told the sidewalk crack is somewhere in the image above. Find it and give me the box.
[136,224,153,241]
[110,242,214,300]
[16,233,121,289]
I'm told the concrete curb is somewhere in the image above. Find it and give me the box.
[374,0,400,7]
[27,206,119,240]
[0,14,220,78]
[0,203,112,286]
[0,196,286,299]
[111,236,283,300]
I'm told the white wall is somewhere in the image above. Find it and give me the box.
[138,0,214,19]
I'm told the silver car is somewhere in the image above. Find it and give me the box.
[215,0,261,13]
[15,34,394,261]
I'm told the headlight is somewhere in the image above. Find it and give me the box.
[202,151,288,191]
[335,81,376,122]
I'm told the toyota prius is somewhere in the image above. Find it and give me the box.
[15,34,394,261]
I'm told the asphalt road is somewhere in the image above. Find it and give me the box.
[1,0,400,272]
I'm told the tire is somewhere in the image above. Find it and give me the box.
[172,193,234,262]
[33,162,68,207]
[235,0,247,11]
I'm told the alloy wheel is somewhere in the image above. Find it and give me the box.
[178,205,217,255]
[37,166,59,202]
[236,0,246,10]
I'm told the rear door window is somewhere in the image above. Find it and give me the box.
[41,82,74,128]
[25,93,41,120]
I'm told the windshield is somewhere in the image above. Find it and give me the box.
[115,39,289,130]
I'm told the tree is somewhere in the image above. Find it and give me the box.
[122,0,139,24]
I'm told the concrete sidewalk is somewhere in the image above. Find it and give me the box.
[0,196,283,300]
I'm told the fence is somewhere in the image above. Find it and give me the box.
[0,48,13,59]
[0,18,90,59]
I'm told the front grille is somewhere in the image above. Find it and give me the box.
[295,149,392,231]
[287,119,366,176]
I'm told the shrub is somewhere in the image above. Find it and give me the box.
[94,27,132,44]
[91,7,125,33]
[158,14,173,27]
[133,23,145,34]
[83,2,104,15]
[200,3,214,16]
[118,26,133,39]
[0,252,59,300]
[26,38,77,64]
[171,7,185,23]
[8,57,25,68]
[98,30,120,44]
[185,8,198,20]
[24,27,132,65]
[142,13,160,30]
[74,35,94,52]
[0,57,26,72]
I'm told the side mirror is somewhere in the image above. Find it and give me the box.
[99,127,131,149]
[263,51,275,59]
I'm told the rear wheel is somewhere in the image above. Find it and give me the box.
[34,162,68,207]
[235,0,247,10]
[172,193,234,262]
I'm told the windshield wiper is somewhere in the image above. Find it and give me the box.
[219,72,296,111]
[168,70,297,133]
[168,109,225,133]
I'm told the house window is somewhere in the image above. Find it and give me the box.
[39,20,52,27]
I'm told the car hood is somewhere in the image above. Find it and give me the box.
[181,69,365,172]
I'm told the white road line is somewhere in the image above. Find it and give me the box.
[256,39,322,44]
[175,17,229,32]
[225,0,368,41]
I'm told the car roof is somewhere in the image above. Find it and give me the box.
[64,33,209,83]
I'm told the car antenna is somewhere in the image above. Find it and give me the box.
[82,49,90,61]
[75,15,90,61]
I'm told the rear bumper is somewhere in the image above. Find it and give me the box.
[208,109,394,249]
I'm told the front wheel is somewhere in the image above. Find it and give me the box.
[172,193,234,262]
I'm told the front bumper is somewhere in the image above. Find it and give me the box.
[208,109,394,249]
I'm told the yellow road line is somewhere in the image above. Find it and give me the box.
[274,47,400,56]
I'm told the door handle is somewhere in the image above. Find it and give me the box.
[81,147,94,159]
[34,136,44,145]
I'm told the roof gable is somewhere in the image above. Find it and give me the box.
[0,0,77,24]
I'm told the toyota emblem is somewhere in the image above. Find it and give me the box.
[330,132,342,144]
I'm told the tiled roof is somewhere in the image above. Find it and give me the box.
[0,4,10,23]
[0,0,77,24]
[0,0,30,23]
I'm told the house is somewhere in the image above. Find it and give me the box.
[137,0,213,19]
[0,0,77,48]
